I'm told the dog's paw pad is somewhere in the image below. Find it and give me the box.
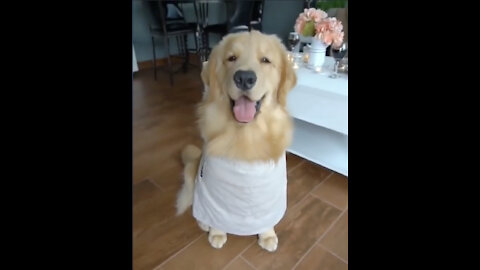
[208,234,227,249]
[258,236,278,252]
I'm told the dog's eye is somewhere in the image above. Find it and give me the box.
[227,55,237,62]
[261,57,271,64]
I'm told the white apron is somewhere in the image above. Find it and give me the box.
[193,153,287,236]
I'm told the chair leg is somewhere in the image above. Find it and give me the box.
[194,30,200,64]
[176,35,187,72]
[163,35,174,86]
[200,30,208,62]
[183,34,189,73]
[152,36,157,81]
[205,32,209,61]
[175,36,181,56]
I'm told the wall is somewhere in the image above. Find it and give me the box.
[133,0,304,63]
[262,0,304,45]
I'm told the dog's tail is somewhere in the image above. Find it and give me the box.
[176,144,202,216]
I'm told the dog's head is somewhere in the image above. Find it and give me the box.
[198,31,297,161]
[201,30,297,124]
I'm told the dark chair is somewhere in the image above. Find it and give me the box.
[228,0,264,32]
[194,0,265,61]
[193,1,229,62]
[249,0,265,31]
[147,0,198,86]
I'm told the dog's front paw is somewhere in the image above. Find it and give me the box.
[208,234,227,249]
[258,235,278,252]
[208,229,227,249]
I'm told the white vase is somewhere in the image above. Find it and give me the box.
[308,38,328,69]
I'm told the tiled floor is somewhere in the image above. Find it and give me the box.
[133,66,348,270]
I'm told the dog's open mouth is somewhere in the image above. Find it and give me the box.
[230,95,265,123]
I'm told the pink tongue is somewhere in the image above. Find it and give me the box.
[233,96,256,123]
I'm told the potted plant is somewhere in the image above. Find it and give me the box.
[294,7,344,68]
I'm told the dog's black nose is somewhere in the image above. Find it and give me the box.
[233,70,257,91]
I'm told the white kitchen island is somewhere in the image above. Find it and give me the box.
[286,57,348,176]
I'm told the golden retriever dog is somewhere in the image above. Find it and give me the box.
[176,30,297,252]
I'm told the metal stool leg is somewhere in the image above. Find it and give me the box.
[194,29,201,64]
[152,36,157,80]
[163,36,174,86]
[182,34,189,73]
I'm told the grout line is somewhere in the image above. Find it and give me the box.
[221,239,257,270]
[147,178,164,191]
[288,171,333,209]
[309,192,344,211]
[240,255,259,270]
[284,170,334,223]
[317,243,348,264]
[288,188,313,214]
[291,206,348,270]
[309,172,333,193]
[152,233,204,270]
[133,178,151,188]
[317,206,347,243]
[309,172,334,194]
[287,159,306,174]
[287,171,336,211]
[306,172,333,197]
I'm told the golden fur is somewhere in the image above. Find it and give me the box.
[176,30,297,251]
[198,30,296,162]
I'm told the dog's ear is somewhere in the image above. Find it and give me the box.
[201,46,221,100]
[276,38,297,107]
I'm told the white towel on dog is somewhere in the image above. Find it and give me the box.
[193,153,287,236]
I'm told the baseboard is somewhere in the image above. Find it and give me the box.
[137,53,201,71]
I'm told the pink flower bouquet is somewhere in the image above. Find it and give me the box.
[294,8,344,47]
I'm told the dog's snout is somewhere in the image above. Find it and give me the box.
[233,70,257,91]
